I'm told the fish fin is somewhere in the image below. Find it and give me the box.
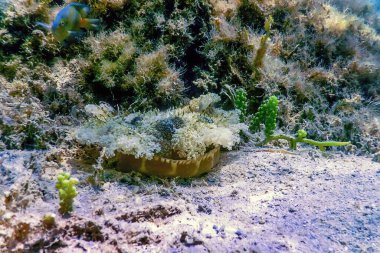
[90,24,100,31]
[68,2,91,17]
[80,18,100,30]
[36,22,51,31]
[68,30,85,37]
[88,19,100,25]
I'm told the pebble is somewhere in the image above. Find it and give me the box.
[235,229,247,239]
[372,152,380,163]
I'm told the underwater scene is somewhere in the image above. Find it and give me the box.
[0,0,379,252]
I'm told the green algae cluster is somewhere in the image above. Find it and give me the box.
[246,95,350,150]
[0,0,379,154]
[56,172,79,214]
[249,95,278,137]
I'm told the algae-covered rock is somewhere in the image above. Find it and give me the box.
[76,93,247,160]
[0,0,378,154]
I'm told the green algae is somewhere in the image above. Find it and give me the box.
[0,0,378,153]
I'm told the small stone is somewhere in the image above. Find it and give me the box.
[0,141,6,151]
[95,208,104,216]
[180,231,203,247]
[197,205,212,215]
[3,212,14,221]
[235,229,247,239]
[372,152,380,163]
[135,196,142,205]
[207,178,216,183]
[159,189,170,197]
[230,190,239,197]
[102,182,111,190]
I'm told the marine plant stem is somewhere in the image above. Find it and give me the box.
[260,134,351,151]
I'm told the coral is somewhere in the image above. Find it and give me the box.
[56,172,79,214]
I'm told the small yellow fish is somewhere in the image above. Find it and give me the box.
[37,2,99,42]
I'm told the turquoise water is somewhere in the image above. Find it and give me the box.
[0,0,9,9]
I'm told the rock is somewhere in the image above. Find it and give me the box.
[197,205,212,214]
[372,152,380,163]
[235,229,247,239]
[179,232,203,247]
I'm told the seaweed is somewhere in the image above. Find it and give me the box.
[249,96,350,151]
[56,172,79,214]
[0,0,378,156]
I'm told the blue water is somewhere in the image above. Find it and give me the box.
[374,0,380,10]
[368,0,380,11]
[0,0,9,11]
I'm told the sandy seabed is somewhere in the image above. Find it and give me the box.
[0,147,379,252]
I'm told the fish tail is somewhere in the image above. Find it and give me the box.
[80,18,100,30]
